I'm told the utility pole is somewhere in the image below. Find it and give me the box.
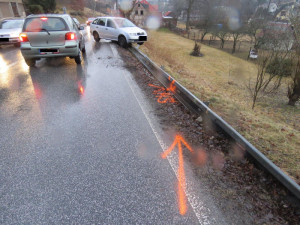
[93,0,97,17]
[267,0,272,11]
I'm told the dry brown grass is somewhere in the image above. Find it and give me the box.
[140,29,300,183]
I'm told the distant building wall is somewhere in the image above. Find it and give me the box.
[130,3,150,27]
[0,0,25,19]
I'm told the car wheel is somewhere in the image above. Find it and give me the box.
[118,36,128,48]
[93,32,100,42]
[81,44,86,54]
[24,58,36,67]
[137,42,144,46]
[74,50,82,64]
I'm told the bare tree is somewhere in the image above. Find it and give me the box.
[247,51,275,109]
[186,0,196,31]
[247,29,293,109]
[212,26,229,49]
[231,28,244,53]
[119,0,135,19]
[287,9,300,106]
[195,0,217,42]
[246,18,267,49]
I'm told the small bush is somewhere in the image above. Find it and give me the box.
[266,57,293,77]
[190,42,202,57]
[70,11,77,16]
[70,11,84,16]
[77,11,84,16]
[28,5,44,14]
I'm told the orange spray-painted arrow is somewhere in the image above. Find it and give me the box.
[161,135,194,215]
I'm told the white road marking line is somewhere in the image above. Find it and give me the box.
[0,62,18,73]
[110,43,119,58]
[7,62,18,68]
[123,70,219,225]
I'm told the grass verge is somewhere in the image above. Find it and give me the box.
[139,29,300,183]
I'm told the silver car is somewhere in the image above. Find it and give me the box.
[20,14,86,67]
[73,17,80,28]
[0,18,24,47]
[90,17,147,48]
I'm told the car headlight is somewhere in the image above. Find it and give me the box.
[11,33,20,38]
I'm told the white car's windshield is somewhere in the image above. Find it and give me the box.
[113,18,135,28]
[0,20,23,29]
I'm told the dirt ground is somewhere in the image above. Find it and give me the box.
[118,46,300,224]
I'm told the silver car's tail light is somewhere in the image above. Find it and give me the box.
[65,32,77,40]
[19,33,29,42]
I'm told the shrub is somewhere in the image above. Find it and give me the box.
[70,11,84,16]
[28,5,44,14]
[190,42,202,57]
[266,57,293,77]
[70,11,78,16]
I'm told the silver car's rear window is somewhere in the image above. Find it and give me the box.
[23,17,68,32]
[0,20,23,29]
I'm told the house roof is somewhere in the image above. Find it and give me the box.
[137,0,158,12]
[164,11,172,17]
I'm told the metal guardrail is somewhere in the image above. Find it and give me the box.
[129,47,300,200]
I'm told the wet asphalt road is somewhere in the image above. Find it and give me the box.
[0,30,224,224]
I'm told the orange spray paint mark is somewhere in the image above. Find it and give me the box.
[78,82,84,95]
[167,80,176,93]
[148,83,176,104]
[161,135,194,215]
[32,83,42,99]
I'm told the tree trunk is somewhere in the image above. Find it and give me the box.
[288,75,300,106]
[252,92,258,109]
[200,31,207,42]
[288,93,299,106]
[232,40,237,54]
[220,39,225,49]
[288,55,300,106]
[186,0,194,31]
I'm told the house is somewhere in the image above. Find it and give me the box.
[130,0,161,28]
[162,11,177,28]
[275,1,300,22]
[0,0,25,19]
[163,11,176,18]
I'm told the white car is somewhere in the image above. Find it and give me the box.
[90,17,147,48]
[0,18,24,47]
[249,49,258,59]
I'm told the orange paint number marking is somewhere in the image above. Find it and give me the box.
[148,82,176,104]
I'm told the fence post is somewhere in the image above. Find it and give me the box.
[247,47,251,60]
